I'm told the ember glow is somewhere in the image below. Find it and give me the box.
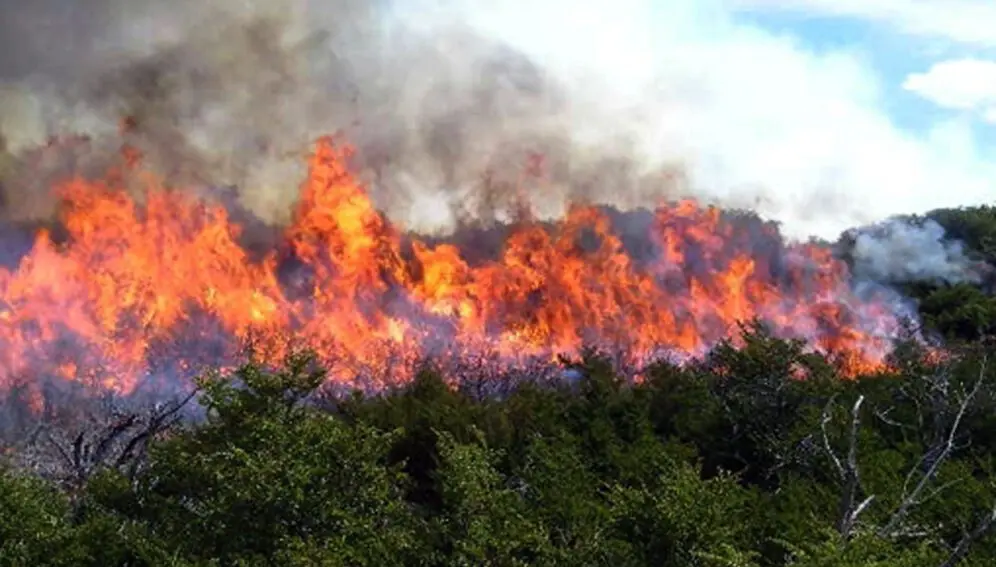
[0,136,908,396]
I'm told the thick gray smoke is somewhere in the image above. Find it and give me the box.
[847,218,985,285]
[0,0,687,229]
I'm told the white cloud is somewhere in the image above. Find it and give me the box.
[750,0,996,125]
[396,0,996,239]
[733,0,996,48]
[903,58,996,121]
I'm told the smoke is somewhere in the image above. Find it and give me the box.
[0,0,690,230]
[846,218,984,285]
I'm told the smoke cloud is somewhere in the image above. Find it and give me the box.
[846,218,984,285]
[0,0,690,231]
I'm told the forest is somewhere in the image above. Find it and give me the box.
[3,204,996,566]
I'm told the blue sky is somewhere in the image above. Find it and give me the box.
[736,5,996,146]
[737,11,931,128]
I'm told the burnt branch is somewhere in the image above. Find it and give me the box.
[18,388,199,502]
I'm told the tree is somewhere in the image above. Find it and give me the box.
[96,355,421,565]
[817,351,996,565]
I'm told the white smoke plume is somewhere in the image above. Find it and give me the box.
[847,218,985,285]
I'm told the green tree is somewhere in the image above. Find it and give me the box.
[99,355,420,565]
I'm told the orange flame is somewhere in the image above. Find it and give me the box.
[0,136,907,395]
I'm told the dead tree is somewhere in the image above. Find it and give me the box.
[820,354,996,566]
[877,357,986,539]
[15,388,199,509]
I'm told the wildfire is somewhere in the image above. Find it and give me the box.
[0,135,906,396]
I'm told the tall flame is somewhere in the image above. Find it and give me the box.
[0,136,905,396]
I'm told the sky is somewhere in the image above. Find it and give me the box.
[2,0,994,241]
[402,0,996,239]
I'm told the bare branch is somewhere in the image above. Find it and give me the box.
[939,502,996,567]
[113,388,199,476]
[16,388,200,505]
[880,356,987,539]
[821,395,844,479]
[874,407,914,432]
[823,394,873,538]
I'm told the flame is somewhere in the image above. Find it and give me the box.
[0,136,907,396]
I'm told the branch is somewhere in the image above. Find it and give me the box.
[26,388,200,500]
[880,356,987,539]
[115,389,198,481]
[821,395,844,480]
[874,407,914,433]
[823,394,873,538]
[939,502,996,567]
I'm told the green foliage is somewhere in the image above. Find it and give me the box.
[926,206,996,265]
[608,462,759,565]
[0,468,185,566]
[916,284,996,341]
[5,330,996,566]
[0,469,75,565]
[430,429,549,565]
[120,356,419,565]
[775,529,944,566]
